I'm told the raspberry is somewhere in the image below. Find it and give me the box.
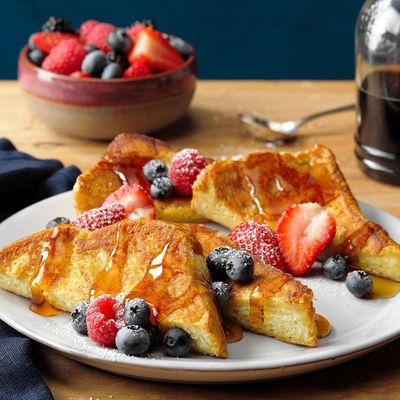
[86,295,124,347]
[85,22,115,52]
[123,57,152,78]
[228,221,287,272]
[168,149,207,196]
[72,203,126,231]
[42,38,87,75]
[79,19,99,42]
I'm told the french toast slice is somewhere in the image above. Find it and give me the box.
[0,219,227,358]
[180,223,318,347]
[192,145,400,282]
[73,133,206,222]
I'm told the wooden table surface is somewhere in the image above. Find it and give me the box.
[2,80,400,399]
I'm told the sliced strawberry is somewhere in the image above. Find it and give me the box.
[102,183,155,220]
[31,32,76,53]
[128,28,184,71]
[276,203,336,276]
[123,56,152,78]
[126,23,147,43]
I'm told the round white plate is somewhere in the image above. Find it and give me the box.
[0,192,400,383]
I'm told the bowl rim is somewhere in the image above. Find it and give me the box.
[19,44,196,84]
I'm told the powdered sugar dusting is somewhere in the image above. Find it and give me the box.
[72,204,126,231]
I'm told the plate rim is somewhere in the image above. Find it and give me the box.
[1,191,400,373]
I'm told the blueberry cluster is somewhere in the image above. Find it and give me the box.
[322,254,373,298]
[71,297,192,358]
[206,246,255,305]
[143,159,175,200]
[82,28,132,79]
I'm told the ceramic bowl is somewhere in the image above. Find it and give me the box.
[18,45,197,140]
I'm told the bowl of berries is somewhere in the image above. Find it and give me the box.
[18,17,196,140]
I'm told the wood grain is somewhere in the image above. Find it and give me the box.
[2,80,400,399]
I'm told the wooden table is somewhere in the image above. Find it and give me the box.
[2,80,400,399]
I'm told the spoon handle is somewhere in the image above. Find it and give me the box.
[296,104,355,127]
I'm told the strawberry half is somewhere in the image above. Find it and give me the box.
[102,183,155,220]
[129,28,184,71]
[276,203,336,276]
[31,32,76,53]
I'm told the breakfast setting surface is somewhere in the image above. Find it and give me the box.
[2,2,400,399]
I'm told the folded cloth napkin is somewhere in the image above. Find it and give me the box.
[0,138,81,400]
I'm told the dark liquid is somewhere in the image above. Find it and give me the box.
[356,68,400,185]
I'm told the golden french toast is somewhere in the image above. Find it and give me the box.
[73,133,206,222]
[192,145,400,282]
[181,223,318,347]
[0,219,227,358]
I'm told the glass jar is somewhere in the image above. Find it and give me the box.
[355,0,400,185]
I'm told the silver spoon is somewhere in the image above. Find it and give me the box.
[239,104,355,143]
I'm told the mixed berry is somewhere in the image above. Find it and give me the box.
[226,202,374,299]
[26,16,191,79]
[70,294,192,358]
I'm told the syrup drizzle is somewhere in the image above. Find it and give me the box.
[30,226,66,316]
[315,314,331,338]
[368,274,400,299]
[223,318,243,343]
[245,175,265,215]
[90,223,126,300]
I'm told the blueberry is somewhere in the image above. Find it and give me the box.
[107,51,129,70]
[46,216,70,228]
[84,44,98,53]
[226,250,254,283]
[163,328,192,357]
[124,298,151,327]
[107,29,132,54]
[168,36,193,59]
[82,50,107,77]
[147,324,160,349]
[322,255,347,280]
[28,48,47,67]
[211,281,230,305]
[346,270,373,298]
[206,246,234,281]
[116,325,151,356]
[150,177,174,199]
[71,301,88,335]
[101,62,122,79]
[143,159,168,182]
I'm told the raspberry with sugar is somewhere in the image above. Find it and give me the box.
[86,295,124,347]
[72,203,126,231]
[168,148,207,196]
[42,38,87,75]
[228,221,287,272]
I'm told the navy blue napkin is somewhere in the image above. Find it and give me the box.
[0,138,81,400]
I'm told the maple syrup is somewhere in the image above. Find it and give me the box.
[315,314,331,338]
[223,318,243,343]
[368,274,400,299]
[356,68,400,185]
[29,226,68,316]
[90,222,126,300]
[242,152,333,225]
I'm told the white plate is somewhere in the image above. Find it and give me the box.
[0,192,400,383]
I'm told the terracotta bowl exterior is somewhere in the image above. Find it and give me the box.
[18,46,197,139]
